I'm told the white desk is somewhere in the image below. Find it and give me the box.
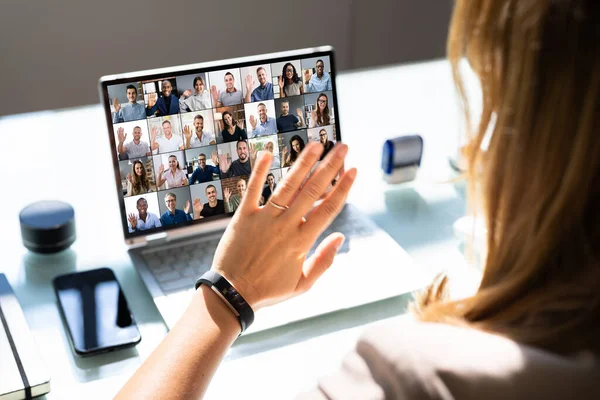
[0,59,478,399]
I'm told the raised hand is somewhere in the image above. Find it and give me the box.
[211,150,218,165]
[158,163,165,176]
[184,200,191,214]
[218,154,231,172]
[117,126,127,143]
[151,126,159,141]
[282,146,288,162]
[210,85,220,104]
[278,75,284,91]
[249,115,257,130]
[113,97,121,113]
[209,141,356,309]
[182,89,192,97]
[310,110,317,126]
[223,187,231,203]
[127,213,137,230]
[193,198,202,216]
[304,69,311,84]
[236,119,244,130]
[183,125,193,141]
[147,93,157,108]
[126,173,134,184]
[296,108,303,118]
[249,142,258,164]
[245,74,254,93]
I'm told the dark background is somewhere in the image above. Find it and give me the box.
[0,0,453,116]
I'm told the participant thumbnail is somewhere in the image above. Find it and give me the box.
[304,91,335,128]
[180,110,216,148]
[279,130,308,168]
[113,120,151,160]
[124,193,162,233]
[176,73,212,112]
[308,125,336,160]
[184,146,220,185]
[208,68,244,107]
[152,151,188,190]
[259,169,282,206]
[108,82,146,123]
[148,115,184,154]
[142,77,180,117]
[190,180,225,220]
[221,176,249,214]
[217,140,251,179]
[271,60,303,98]
[240,64,274,103]
[301,56,333,93]
[248,134,281,170]
[213,105,246,143]
[244,100,277,138]
[119,157,157,197]
[274,96,305,133]
[157,188,193,227]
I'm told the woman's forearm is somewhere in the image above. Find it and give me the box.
[115,285,240,400]
[116,144,355,399]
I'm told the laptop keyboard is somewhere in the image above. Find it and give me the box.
[140,204,375,296]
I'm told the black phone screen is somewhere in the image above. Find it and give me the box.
[53,268,141,355]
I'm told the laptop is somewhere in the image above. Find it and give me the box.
[99,46,429,334]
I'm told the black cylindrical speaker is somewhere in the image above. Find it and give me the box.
[19,201,76,254]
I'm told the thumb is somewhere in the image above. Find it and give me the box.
[295,233,345,294]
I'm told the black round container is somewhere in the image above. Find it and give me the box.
[19,201,76,254]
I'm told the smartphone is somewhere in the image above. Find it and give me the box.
[53,267,141,356]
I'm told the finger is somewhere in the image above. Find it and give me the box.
[268,142,321,208]
[286,144,348,220]
[295,233,345,294]
[301,168,356,238]
[240,152,272,213]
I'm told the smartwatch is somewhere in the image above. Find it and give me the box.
[195,271,254,334]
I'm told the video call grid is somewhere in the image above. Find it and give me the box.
[108,56,337,235]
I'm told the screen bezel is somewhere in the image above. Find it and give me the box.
[99,46,342,245]
[53,268,142,356]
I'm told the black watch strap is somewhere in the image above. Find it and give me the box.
[195,271,254,334]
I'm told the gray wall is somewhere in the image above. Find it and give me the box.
[0,0,451,116]
[349,1,453,70]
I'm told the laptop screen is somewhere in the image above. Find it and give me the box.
[100,48,340,239]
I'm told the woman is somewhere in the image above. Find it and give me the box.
[259,172,276,206]
[278,62,304,97]
[282,134,305,167]
[117,1,600,398]
[156,154,188,189]
[126,160,152,196]
[179,76,211,111]
[308,92,331,128]
[223,177,247,213]
[220,111,247,143]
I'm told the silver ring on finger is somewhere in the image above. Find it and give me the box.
[268,199,289,211]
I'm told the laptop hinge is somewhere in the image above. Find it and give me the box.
[146,232,168,245]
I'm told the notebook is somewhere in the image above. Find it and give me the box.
[0,274,50,399]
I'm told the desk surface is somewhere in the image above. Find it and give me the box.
[0,59,478,399]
